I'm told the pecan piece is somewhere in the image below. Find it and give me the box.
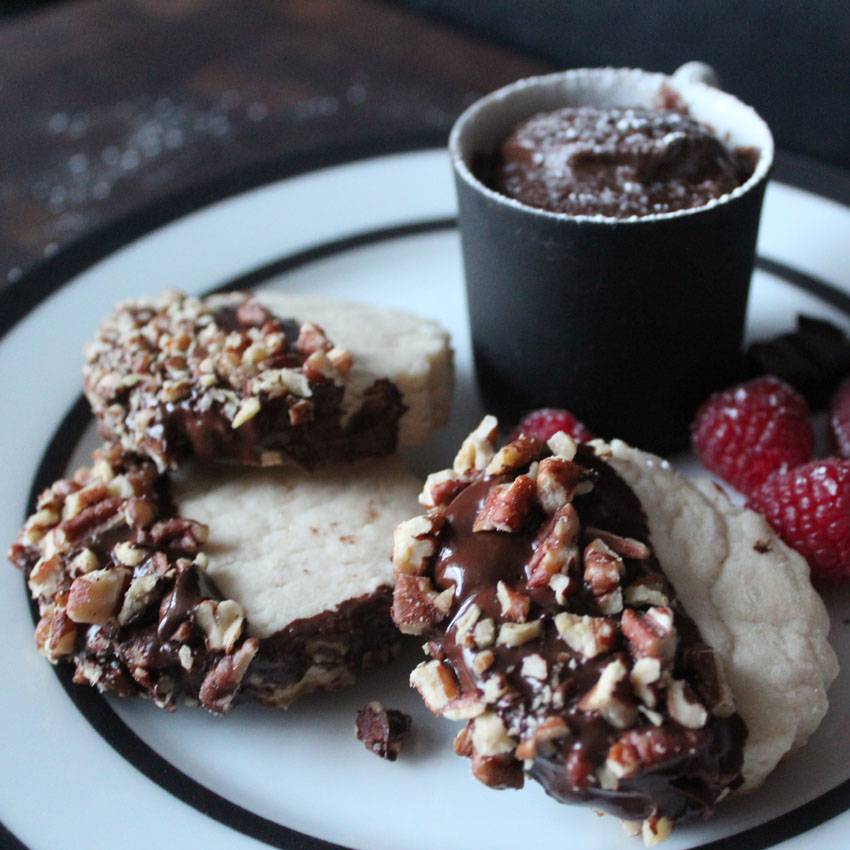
[583,538,624,596]
[66,567,130,625]
[409,659,459,713]
[496,619,542,647]
[514,716,569,760]
[623,574,670,607]
[485,434,543,476]
[546,431,577,460]
[472,476,536,533]
[585,527,651,560]
[666,679,708,729]
[419,469,469,509]
[629,656,662,707]
[295,321,332,355]
[391,574,453,636]
[35,602,78,662]
[198,638,259,713]
[536,457,586,513]
[496,581,530,622]
[527,503,579,588]
[392,513,444,576]
[453,415,498,475]
[196,599,246,652]
[471,711,515,757]
[578,658,638,729]
[621,607,677,661]
[148,517,209,554]
[472,752,524,789]
[554,612,617,659]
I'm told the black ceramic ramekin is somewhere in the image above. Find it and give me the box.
[449,66,774,453]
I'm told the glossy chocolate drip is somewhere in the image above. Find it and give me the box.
[432,445,746,823]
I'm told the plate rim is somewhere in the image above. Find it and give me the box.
[4,145,850,850]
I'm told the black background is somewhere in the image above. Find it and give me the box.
[396,0,850,171]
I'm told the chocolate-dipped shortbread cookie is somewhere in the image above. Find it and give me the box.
[8,445,258,713]
[174,457,423,707]
[391,418,837,843]
[84,290,452,471]
[10,448,423,711]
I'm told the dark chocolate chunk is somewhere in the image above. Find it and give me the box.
[356,702,412,761]
[745,314,850,409]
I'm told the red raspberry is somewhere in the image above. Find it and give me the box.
[830,377,850,458]
[691,376,813,495]
[748,459,850,582]
[510,408,594,444]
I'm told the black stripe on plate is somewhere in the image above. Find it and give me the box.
[1,143,848,345]
[11,220,850,850]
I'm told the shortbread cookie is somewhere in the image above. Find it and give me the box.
[256,292,453,448]
[8,445,258,714]
[606,440,838,791]
[391,418,837,844]
[84,290,451,471]
[173,456,422,707]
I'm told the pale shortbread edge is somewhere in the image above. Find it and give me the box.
[257,292,454,446]
[172,456,422,639]
[607,440,838,791]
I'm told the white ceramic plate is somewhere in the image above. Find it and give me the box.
[2,149,849,850]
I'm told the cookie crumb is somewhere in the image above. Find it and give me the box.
[356,701,411,761]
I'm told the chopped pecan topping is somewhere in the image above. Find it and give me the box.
[546,431,578,460]
[471,752,524,789]
[8,445,258,714]
[623,575,670,607]
[536,457,586,513]
[554,612,617,659]
[473,476,536,533]
[391,574,453,636]
[496,619,542,647]
[410,659,459,713]
[629,656,662,707]
[621,607,677,661]
[66,567,129,624]
[515,716,569,760]
[471,711,516,757]
[397,416,745,827]
[392,513,444,576]
[419,469,470,509]
[527,504,579,588]
[496,581,530,622]
[485,434,544,476]
[577,658,637,729]
[585,527,651,560]
[583,538,625,596]
[453,415,498,475]
[666,679,708,729]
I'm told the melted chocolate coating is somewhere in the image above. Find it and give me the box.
[84,291,406,471]
[490,106,757,218]
[432,446,745,823]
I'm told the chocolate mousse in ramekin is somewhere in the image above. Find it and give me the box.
[450,66,773,453]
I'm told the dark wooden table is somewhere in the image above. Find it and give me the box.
[0,0,545,292]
